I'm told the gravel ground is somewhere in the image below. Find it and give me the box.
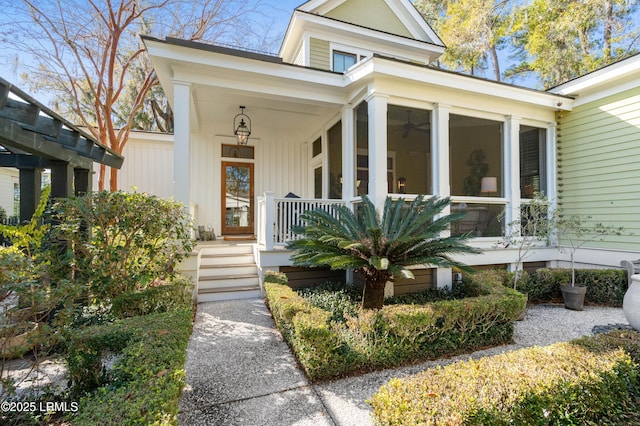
[316,303,628,426]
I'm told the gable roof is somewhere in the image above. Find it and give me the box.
[279,0,444,64]
[295,0,443,45]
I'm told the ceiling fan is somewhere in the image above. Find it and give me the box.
[400,110,429,138]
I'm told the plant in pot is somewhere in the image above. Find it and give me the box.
[554,213,624,311]
[497,193,553,291]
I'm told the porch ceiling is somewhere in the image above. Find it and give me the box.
[193,84,342,135]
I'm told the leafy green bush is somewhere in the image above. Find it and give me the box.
[296,282,361,322]
[370,330,640,426]
[52,191,193,300]
[265,272,526,381]
[65,308,193,425]
[519,268,626,305]
[110,275,194,319]
[264,270,288,285]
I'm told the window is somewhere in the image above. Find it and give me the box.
[328,122,342,199]
[312,137,322,157]
[222,144,254,159]
[449,115,503,197]
[520,126,546,199]
[387,105,431,195]
[333,51,357,72]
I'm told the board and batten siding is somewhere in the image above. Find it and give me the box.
[96,132,174,199]
[309,38,330,70]
[325,0,412,38]
[558,86,640,250]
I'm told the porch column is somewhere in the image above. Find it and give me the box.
[432,103,452,289]
[432,103,451,200]
[341,105,355,206]
[342,105,356,285]
[504,115,521,273]
[547,120,558,246]
[366,92,388,210]
[546,120,558,208]
[18,168,41,223]
[173,80,192,212]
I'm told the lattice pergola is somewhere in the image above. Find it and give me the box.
[0,76,123,222]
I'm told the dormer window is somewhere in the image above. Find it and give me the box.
[331,44,369,72]
[333,51,357,72]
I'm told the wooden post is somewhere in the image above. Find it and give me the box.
[264,191,275,251]
[18,168,42,223]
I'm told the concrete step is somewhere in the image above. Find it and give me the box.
[200,253,256,267]
[197,287,261,302]
[199,265,259,278]
[199,244,254,256]
[198,274,260,290]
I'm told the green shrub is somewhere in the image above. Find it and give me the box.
[522,268,626,305]
[52,191,193,300]
[265,273,526,382]
[370,330,640,425]
[65,308,193,425]
[264,270,288,285]
[110,275,194,319]
[296,282,361,322]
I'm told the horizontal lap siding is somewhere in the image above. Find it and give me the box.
[354,268,435,295]
[309,38,330,71]
[280,266,345,288]
[558,87,640,250]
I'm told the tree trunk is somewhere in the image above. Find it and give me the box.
[98,164,105,191]
[489,46,501,81]
[109,166,118,192]
[362,280,387,310]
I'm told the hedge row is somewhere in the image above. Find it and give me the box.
[265,270,526,381]
[65,308,193,425]
[370,330,640,425]
[511,268,627,306]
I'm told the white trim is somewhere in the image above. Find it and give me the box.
[280,11,444,65]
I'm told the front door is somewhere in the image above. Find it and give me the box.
[221,162,254,235]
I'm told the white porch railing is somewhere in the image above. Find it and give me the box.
[257,192,347,250]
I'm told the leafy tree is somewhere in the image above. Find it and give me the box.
[507,0,639,88]
[416,0,510,80]
[0,0,277,191]
[288,195,480,309]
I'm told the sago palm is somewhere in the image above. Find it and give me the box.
[288,195,480,309]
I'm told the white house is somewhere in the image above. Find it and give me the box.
[140,0,636,301]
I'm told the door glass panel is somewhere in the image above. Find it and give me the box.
[224,164,252,231]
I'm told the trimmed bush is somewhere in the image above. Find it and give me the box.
[370,330,640,425]
[265,270,526,381]
[519,268,626,305]
[110,275,194,319]
[65,308,193,425]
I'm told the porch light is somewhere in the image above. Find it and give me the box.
[480,177,497,194]
[233,106,251,145]
[397,177,406,194]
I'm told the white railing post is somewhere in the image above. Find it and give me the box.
[264,191,275,251]
[257,195,265,246]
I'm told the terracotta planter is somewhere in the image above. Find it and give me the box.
[623,274,640,331]
[560,285,587,311]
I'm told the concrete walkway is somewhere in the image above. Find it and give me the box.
[178,299,628,426]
